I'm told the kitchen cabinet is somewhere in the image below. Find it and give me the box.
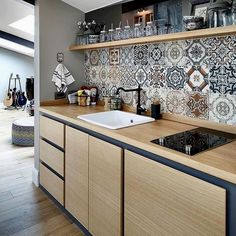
[39,115,65,205]
[40,163,64,205]
[124,150,226,236]
[89,136,123,236]
[65,126,89,229]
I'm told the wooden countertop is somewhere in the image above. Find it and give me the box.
[39,105,236,184]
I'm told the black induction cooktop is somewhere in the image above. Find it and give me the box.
[151,127,236,156]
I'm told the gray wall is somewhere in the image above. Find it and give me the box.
[34,0,85,175]
[39,0,85,101]
[0,48,34,102]
[86,4,122,29]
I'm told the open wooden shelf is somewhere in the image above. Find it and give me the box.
[69,25,236,51]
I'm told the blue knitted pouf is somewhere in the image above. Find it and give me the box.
[12,117,34,146]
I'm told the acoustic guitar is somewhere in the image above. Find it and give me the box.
[3,73,13,107]
[3,89,13,107]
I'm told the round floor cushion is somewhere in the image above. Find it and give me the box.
[12,117,34,146]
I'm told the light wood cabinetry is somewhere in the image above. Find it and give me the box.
[124,150,226,236]
[40,163,64,205]
[65,126,89,229]
[89,136,123,236]
[40,115,64,148]
[40,139,64,177]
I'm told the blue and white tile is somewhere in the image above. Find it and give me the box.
[99,48,109,65]
[120,46,134,65]
[165,41,186,66]
[166,66,187,90]
[209,64,236,95]
[149,65,166,89]
[134,45,149,66]
[148,43,165,66]
[209,93,236,125]
[109,48,120,65]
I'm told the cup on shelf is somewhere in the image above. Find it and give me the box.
[114,27,123,40]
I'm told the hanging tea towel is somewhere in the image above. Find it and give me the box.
[52,63,75,93]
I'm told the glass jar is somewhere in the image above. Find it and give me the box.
[114,27,123,40]
[99,30,106,43]
[123,25,133,39]
[232,5,236,25]
[110,96,121,110]
[108,28,115,41]
[134,23,144,38]
[145,21,154,36]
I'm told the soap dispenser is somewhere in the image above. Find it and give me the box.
[151,98,161,120]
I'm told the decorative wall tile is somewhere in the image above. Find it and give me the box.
[149,65,166,89]
[166,66,186,90]
[85,35,236,125]
[98,67,109,84]
[186,92,209,119]
[121,46,134,65]
[134,45,149,65]
[185,39,208,66]
[165,41,186,66]
[148,43,165,65]
[90,50,99,66]
[209,94,236,125]
[108,66,121,86]
[109,48,120,65]
[133,66,150,87]
[209,64,236,95]
[185,65,209,92]
[206,36,236,65]
[99,49,109,65]
[120,66,136,87]
[166,90,186,115]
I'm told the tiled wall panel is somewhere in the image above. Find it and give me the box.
[85,35,236,125]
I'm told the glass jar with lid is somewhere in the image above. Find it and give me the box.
[100,30,107,43]
[232,0,236,25]
[107,28,115,41]
[134,23,144,38]
[145,21,154,36]
[123,25,133,39]
[114,27,123,40]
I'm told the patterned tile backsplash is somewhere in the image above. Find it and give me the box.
[85,35,236,125]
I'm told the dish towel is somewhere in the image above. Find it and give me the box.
[52,63,75,93]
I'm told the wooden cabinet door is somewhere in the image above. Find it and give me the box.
[65,126,89,229]
[125,150,226,236]
[89,136,123,236]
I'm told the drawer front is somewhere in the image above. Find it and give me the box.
[40,163,64,205]
[40,116,64,148]
[40,139,64,177]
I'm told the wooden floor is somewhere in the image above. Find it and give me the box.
[0,107,84,236]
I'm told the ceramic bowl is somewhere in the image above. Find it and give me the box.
[183,16,204,31]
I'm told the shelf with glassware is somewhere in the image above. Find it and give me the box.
[69,25,236,51]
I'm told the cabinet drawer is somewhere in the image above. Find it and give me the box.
[40,116,64,148]
[40,139,64,177]
[40,163,64,205]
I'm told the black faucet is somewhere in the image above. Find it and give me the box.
[116,85,146,115]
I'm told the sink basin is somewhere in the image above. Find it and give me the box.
[77,110,155,129]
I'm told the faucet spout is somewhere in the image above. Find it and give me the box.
[115,85,145,115]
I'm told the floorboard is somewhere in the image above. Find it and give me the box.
[0,108,84,236]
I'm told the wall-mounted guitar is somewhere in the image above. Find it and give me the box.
[3,74,27,109]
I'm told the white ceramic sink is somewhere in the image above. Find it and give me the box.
[77,110,155,129]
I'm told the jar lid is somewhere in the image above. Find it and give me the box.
[124,25,130,29]
[147,21,153,25]
[116,27,122,30]
[109,28,114,32]
[135,23,141,27]
[100,30,106,33]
